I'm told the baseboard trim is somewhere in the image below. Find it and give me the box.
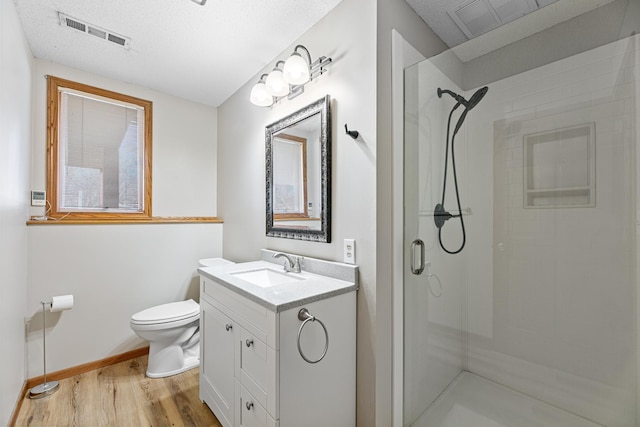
[24,346,150,390]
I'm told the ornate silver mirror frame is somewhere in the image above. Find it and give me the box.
[266,95,331,242]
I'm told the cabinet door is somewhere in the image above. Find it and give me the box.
[201,299,237,427]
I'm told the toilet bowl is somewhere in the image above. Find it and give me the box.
[130,258,234,378]
[130,299,201,378]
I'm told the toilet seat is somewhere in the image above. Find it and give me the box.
[131,299,200,326]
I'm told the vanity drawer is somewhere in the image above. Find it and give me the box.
[237,382,278,427]
[201,276,278,348]
[240,328,277,418]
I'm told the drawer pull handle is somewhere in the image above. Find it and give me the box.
[297,308,329,364]
[245,338,254,347]
[225,324,232,331]
[246,401,254,410]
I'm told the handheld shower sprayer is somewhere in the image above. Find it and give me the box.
[438,86,489,135]
[437,86,487,109]
[435,86,488,254]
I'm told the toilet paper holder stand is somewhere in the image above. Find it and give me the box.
[29,295,74,399]
[29,300,60,399]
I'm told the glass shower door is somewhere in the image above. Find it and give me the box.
[402,60,466,426]
[402,32,639,427]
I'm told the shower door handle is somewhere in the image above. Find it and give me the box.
[410,239,425,275]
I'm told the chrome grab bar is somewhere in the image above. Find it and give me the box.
[297,308,329,364]
[410,239,425,275]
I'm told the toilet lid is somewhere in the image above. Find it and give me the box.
[131,299,200,325]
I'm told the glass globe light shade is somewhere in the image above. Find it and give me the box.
[283,53,310,85]
[265,69,289,97]
[250,82,273,107]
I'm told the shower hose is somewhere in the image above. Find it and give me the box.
[438,104,466,255]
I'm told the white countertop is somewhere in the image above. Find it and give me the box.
[198,260,358,312]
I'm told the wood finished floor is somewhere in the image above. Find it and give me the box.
[13,355,222,427]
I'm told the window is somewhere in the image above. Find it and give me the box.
[46,76,152,220]
[273,133,308,219]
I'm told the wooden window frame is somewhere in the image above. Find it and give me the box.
[46,76,153,220]
[273,133,309,220]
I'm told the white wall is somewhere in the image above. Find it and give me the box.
[0,0,32,423]
[26,60,223,376]
[27,223,223,375]
[218,0,377,424]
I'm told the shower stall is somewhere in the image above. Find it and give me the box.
[400,4,639,427]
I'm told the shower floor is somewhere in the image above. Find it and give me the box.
[411,372,603,427]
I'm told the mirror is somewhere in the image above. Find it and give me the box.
[266,95,331,242]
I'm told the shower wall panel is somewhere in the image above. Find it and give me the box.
[465,35,638,427]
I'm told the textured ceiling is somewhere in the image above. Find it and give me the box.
[14,0,343,107]
[405,0,618,61]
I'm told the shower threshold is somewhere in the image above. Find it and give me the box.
[411,372,603,427]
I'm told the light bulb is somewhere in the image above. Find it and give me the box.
[250,82,273,107]
[265,69,289,97]
[283,53,310,85]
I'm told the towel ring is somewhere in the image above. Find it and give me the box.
[297,308,329,364]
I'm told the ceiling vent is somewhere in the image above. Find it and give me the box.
[448,0,540,39]
[58,13,131,49]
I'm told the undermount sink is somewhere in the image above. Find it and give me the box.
[230,268,305,288]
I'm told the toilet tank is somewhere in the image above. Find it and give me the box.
[198,258,235,268]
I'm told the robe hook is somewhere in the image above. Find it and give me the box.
[344,124,359,139]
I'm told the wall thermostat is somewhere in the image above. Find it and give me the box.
[31,190,46,206]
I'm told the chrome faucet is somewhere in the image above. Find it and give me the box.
[273,252,302,273]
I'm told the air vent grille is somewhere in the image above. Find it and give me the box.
[448,0,538,39]
[456,0,498,37]
[64,17,86,32]
[58,13,131,49]
[108,34,127,47]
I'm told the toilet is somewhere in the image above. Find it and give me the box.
[130,258,234,378]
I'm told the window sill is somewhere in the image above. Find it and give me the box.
[26,216,223,225]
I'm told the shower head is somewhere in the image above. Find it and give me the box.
[466,86,488,110]
[451,86,489,135]
[437,86,488,111]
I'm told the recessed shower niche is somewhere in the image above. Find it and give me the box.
[523,122,595,208]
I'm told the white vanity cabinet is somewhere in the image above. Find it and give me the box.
[199,255,357,427]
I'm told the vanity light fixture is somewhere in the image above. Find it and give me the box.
[250,44,332,107]
[283,46,312,85]
[249,74,273,107]
[190,0,207,5]
[265,61,289,97]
